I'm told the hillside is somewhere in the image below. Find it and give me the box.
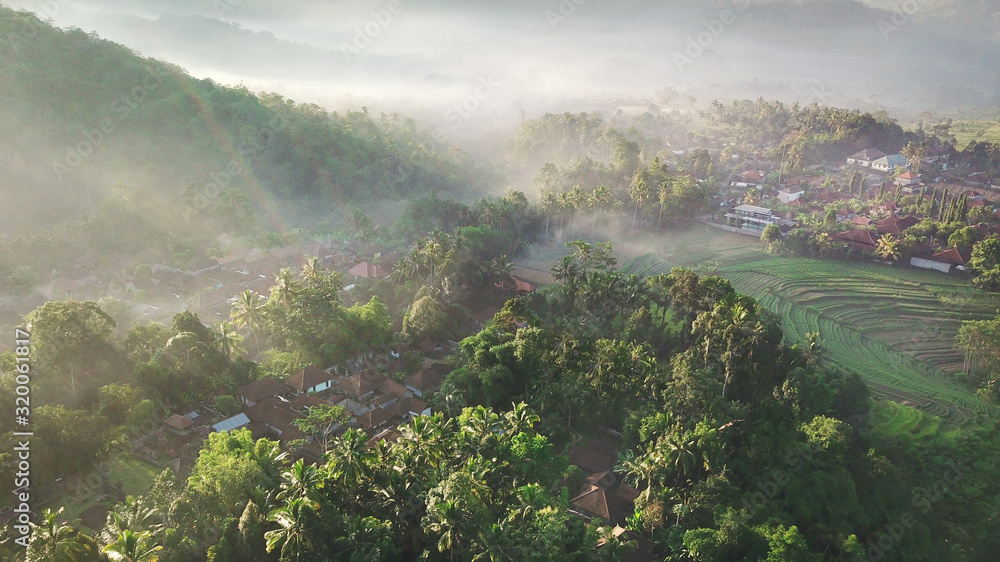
[0,6,494,234]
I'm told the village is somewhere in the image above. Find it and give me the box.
[714,144,1000,273]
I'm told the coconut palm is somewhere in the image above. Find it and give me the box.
[265,498,317,562]
[230,289,267,353]
[270,267,300,308]
[300,257,324,286]
[876,234,901,262]
[744,188,759,205]
[25,508,97,562]
[100,529,162,562]
[215,320,243,359]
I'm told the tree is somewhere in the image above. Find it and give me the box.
[100,529,162,562]
[292,404,348,454]
[744,188,759,206]
[969,235,1000,290]
[265,497,317,562]
[403,295,450,342]
[270,268,300,309]
[876,234,901,262]
[948,226,977,253]
[26,508,101,562]
[760,223,782,253]
[216,321,244,360]
[230,290,267,353]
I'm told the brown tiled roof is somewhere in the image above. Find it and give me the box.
[929,247,969,266]
[832,229,879,251]
[473,306,500,326]
[404,364,451,392]
[850,148,886,161]
[398,397,429,417]
[237,378,289,403]
[285,366,332,393]
[568,446,613,473]
[570,486,634,524]
[356,404,400,430]
[347,261,390,279]
[417,339,443,353]
[244,397,306,440]
[378,379,409,400]
[164,414,193,430]
[876,215,919,236]
[336,371,387,398]
[366,427,402,447]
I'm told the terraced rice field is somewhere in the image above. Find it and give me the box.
[613,226,1000,423]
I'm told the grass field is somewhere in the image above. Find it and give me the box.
[522,226,999,424]
[58,454,161,529]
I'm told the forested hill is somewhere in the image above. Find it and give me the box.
[0,6,493,234]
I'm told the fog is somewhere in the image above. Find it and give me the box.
[7,0,1000,138]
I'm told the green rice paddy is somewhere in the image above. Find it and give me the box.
[611,226,999,423]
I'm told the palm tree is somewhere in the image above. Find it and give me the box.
[744,188,759,205]
[618,450,663,503]
[551,255,582,310]
[425,499,464,562]
[490,255,515,292]
[629,178,649,231]
[300,257,324,286]
[876,234,901,262]
[590,184,611,235]
[326,429,375,515]
[25,508,96,562]
[230,289,267,353]
[100,529,162,562]
[216,320,243,359]
[503,402,540,436]
[566,185,585,236]
[265,498,317,562]
[277,459,322,502]
[814,232,834,258]
[270,267,300,308]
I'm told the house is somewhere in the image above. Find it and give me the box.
[871,154,908,173]
[876,215,919,237]
[569,471,636,525]
[417,339,444,354]
[347,261,390,279]
[244,397,308,441]
[512,276,538,293]
[724,205,781,236]
[237,378,290,407]
[740,170,764,183]
[286,366,336,395]
[836,209,855,223]
[163,414,194,435]
[777,187,805,204]
[473,306,500,330]
[847,148,886,167]
[336,370,388,402]
[852,216,873,227]
[894,171,921,187]
[597,527,657,562]
[832,229,879,253]
[404,363,452,397]
[212,413,251,433]
[910,247,969,273]
[921,146,951,165]
[567,446,614,473]
[184,257,222,276]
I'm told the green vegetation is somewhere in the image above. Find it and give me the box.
[616,227,999,422]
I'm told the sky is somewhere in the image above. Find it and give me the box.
[4,0,1000,131]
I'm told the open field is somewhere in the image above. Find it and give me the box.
[57,454,162,530]
[522,226,999,423]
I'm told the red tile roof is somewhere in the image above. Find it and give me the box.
[347,261,390,279]
[237,378,290,403]
[929,247,969,266]
[285,366,332,393]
